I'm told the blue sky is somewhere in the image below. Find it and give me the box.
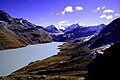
[0,0,120,27]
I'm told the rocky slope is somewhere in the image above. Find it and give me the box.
[1,15,120,80]
[0,10,52,50]
[89,17,120,48]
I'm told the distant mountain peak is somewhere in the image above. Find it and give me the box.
[0,10,11,18]
[45,25,60,33]
[64,23,80,32]
[0,10,13,23]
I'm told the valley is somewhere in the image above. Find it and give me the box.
[0,9,120,80]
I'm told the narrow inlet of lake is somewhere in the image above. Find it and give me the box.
[0,42,64,77]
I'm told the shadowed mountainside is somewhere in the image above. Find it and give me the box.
[89,17,120,48]
[85,42,120,80]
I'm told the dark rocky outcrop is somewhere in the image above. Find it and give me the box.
[85,42,120,80]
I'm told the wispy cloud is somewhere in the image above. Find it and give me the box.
[75,6,83,11]
[99,14,113,19]
[103,9,114,13]
[58,20,74,30]
[61,6,73,15]
[40,18,42,20]
[58,20,74,26]
[94,7,100,12]
[102,6,105,9]
[106,15,113,19]
[115,13,120,17]
[59,20,67,26]
[58,20,68,30]
[50,12,53,15]
[56,13,60,15]
[99,14,106,18]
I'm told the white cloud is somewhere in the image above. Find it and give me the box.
[94,7,100,12]
[99,14,113,19]
[115,13,120,17]
[106,15,113,19]
[58,20,68,30]
[58,20,74,26]
[59,21,67,26]
[102,6,105,9]
[61,6,73,15]
[75,6,83,11]
[61,11,65,15]
[64,6,73,12]
[100,14,106,18]
[58,20,75,30]
[103,9,114,13]
[97,7,100,11]
[58,20,69,26]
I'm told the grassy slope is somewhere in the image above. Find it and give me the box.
[0,30,26,50]
[2,42,92,80]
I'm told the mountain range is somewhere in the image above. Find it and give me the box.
[0,10,120,80]
[1,17,119,80]
[53,24,105,41]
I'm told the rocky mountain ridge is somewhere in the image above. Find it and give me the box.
[4,17,120,80]
[1,10,120,80]
[0,10,52,50]
[53,24,105,42]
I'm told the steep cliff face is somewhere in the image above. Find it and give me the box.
[0,10,52,50]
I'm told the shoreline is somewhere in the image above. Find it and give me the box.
[0,42,64,77]
[0,41,52,51]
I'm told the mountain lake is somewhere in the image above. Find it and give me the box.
[0,42,64,77]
